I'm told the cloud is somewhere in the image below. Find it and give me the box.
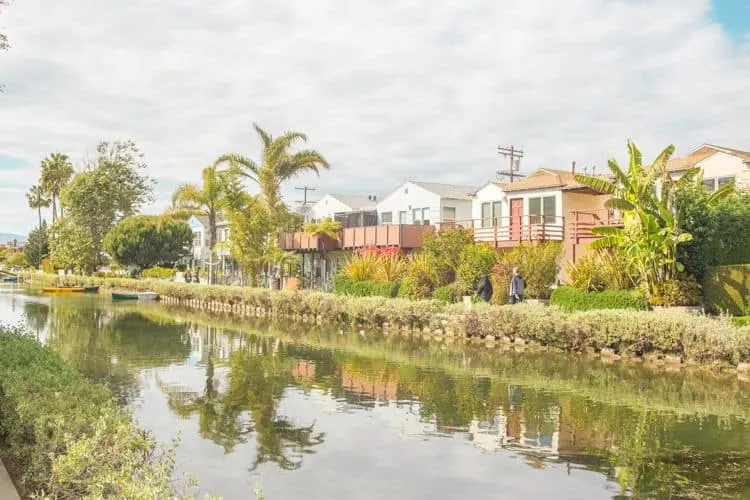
[0,0,749,234]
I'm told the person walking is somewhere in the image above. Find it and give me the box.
[509,267,526,304]
[476,273,493,303]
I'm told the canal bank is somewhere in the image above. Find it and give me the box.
[21,273,750,369]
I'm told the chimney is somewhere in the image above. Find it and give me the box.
[572,161,576,174]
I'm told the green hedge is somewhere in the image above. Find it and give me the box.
[332,275,400,298]
[732,317,750,327]
[550,286,649,312]
[704,264,750,316]
[432,283,463,304]
[0,326,198,498]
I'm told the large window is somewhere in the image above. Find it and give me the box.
[381,212,393,224]
[480,201,503,228]
[529,196,556,224]
[718,176,735,189]
[398,211,407,224]
[422,208,430,226]
[412,208,421,224]
[703,176,736,192]
[443,206,457,221]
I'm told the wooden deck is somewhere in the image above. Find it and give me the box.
[437,216,565,248]
[277,224,433,252]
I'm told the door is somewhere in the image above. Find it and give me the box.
[510,198,523,241]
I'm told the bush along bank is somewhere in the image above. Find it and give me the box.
[0,326,204,499]
[22,273,750,367]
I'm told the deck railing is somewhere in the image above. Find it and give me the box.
[567,209,623,243]
[436,216,565,247]
[277,233,342,252]
[277,224,433,251]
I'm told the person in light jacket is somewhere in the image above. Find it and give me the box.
[509,267,526,304]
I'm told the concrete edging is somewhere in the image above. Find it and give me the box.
[0,458,20,500]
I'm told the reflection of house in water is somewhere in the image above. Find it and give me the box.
[292,360,316,381]
[340,366,398,402]
[469,405,560,465]
[187,325,246,363]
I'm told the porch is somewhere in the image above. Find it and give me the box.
[566,209,624,263]
[436,216,565,248]
[277,224,433,252]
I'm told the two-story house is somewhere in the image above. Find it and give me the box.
[188,215,231,271]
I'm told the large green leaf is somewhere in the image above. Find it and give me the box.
[591,226,624,237]
[589,236,620,249]
[605,198,635,211]
[573,174,618,194]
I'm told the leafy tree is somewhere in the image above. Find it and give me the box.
[215,123,330,228]
[60,140,154,270]
[229,196,273,286]
[420,227,475,286]
[26,184,50,228]
[49,217,97,273]
[4,250,27,268]
[40,152,74,222]
[104,216,191,270]
[25,224,49,269]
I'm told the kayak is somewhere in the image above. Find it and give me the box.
[83,286,100,293]
[42,287,85,293]
[112,292,157,301]
[2,277,17,283]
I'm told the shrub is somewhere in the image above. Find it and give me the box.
[0,326,196,498]
[420,227,474,285]
[550,286,650,312]
[141,266,175,280]
[373,254,407,283]
[333,275,399,298]
[398,275,432,300]
[565,248,634,292]
[432,283,463,304]
[4,251,28,268]
[342,253,378,281]
[704,264,750,315]
[456,244,498,295]
[650,277,702,307]
[492,242,561,300]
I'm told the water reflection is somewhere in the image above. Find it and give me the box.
[3,289,750,499]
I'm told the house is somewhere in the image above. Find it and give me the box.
[188,215,231,269]
[309,193,380,227]
[666,144,750,191]
[376,181,477,226]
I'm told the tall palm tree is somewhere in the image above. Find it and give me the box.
[26,184,50,228]
[170,165,231,283]
[215,123,330,228]
[40,152,74,222]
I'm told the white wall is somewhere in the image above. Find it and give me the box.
[471,184,564,223]
[376,182,441,224]
[472,183,506,221]
[440,198,473,222]
[310,195,353,221]
[695,151,747,180]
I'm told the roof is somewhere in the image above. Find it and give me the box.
[667,144,750,171]
[190,215,229,228]
[498,168,611,193]
[326,194,378,211]
[410,181,479,200]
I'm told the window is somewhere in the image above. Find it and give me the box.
[398,211,407,224]
[718,176,735,189]
[481,203,492,228]
[481,201,503,228]
[529,196,556,224]
[703,178,716,192]
[193,233,202,247]
[381,212,393,224]
[422,208,430,226]
[492,201,502,223]
[443,206,457,221]
[412,208,421,224]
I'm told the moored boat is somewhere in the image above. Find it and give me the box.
[83,286,100,293]
[2,277,18,283]
[41,287,85,293]
[112,291,157,301]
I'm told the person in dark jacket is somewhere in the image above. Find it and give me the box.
[509,267,526,304]
[476,273,493,302]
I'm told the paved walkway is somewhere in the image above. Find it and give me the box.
[0,457,20,500]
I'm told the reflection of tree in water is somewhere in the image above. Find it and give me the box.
[166,334,325,471]
[23,300,49,340]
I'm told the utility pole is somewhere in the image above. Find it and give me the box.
[496,145,525,183]
[295,186,316,206]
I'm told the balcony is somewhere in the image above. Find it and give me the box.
[567,209,623,244]
[342,224,433,249]
[277,233,341,252]
[436,216,565,248]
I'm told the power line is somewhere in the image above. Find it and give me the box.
[496,145,526,183]
[294,186,316,205]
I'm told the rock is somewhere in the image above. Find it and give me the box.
[433,329,444,336]
[737,362,750,373]
[514,337,526,346]
[500,336,512,344]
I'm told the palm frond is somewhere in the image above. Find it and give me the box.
[573,174,618,194]
[215,154,260,183]
[172,183,205,208]
[252,123,274,148]
[604,198,635,211]
[589,236,620,249]
[650,144,676,172]
[627,139,643,175]
[607,158,631,190]
[591,226,624,237]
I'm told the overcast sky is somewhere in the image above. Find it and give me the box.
[1,0,749,235]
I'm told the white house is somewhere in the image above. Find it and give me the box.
[375,181,477,226]
[309,194,379,223]
[188,215,230,268]
[667,143,750,191]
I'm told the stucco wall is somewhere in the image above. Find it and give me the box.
[311,195,353,221]
[376,182,442,225]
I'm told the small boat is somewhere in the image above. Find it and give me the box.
[2,277,18,283]
[42,287,85,293]
[112,291,157,301]
[83,286,100,293]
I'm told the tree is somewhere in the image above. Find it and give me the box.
[170,165,233,283]
[49,217,97,273]
[59,140,154,271]
[215,123,330,228]
[40,152,74,222]
[4,250,27,268]
[421,227,475,286]
[104,216,192,270]
[229,195,273,286]
[26,184,50,228]
[25,224,49,269]
[574,141,699,295]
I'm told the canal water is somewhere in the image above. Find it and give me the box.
[2,287,750,499]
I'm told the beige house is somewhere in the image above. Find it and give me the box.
[666,144,750,191]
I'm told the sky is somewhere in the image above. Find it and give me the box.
[0,0,749,235]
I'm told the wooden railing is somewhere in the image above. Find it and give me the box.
[567,209,623,243]
[277,233,342,252]
[436,216,565,248]
[342,224,433,249]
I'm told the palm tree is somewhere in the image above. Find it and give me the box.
[170,165,231,283]
[26,184,50,228]
[40,152,74,222]
[215,123,330,228]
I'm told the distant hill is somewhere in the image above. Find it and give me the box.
[0,233,26,245]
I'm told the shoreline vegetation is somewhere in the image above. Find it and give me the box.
[0,326,218,499]
[22,273,750,370]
